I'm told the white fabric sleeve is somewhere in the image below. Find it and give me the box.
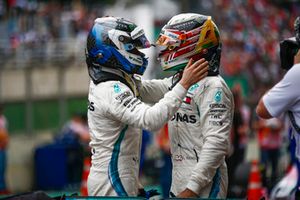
[186,86,233,194]
[136,77,172,104]
[108,82,187,131]
[263,65,300,117]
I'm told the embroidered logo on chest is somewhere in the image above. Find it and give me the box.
[214,91,222,103]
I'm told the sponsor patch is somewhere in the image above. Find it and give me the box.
[188,83,199,92]
[130,102,142,112]
[123,97,134,107]
[209,121,223,126]
[88,101,95,111]
[210,114,223,119]
[174,154,184,162]
[114,84,121,93]
[115,91,131,103]
[184,96,192,104]
[129,55,143,65]
[214,91,222,103]
[171,112,196,124]
[209,103,226,109]
[209,109,226,113]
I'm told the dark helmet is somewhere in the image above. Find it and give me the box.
[86,16,151,79]
[156,13,221,76]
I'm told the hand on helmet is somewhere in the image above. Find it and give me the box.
[179,58,209,90]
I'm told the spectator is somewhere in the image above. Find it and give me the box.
[254,117,283,191]
[156,124,172,199]
[139,129,152,176]
[226,84,250,197]
[55,112,90,188]
[0,104,9,195]
[57,113,89,144]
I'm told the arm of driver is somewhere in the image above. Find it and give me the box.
[136,76,171,104]
[137,58,209,104]
[109,82,186,131]
[109,59,209,131]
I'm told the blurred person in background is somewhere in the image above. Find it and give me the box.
[254,117,283,191]
[58,112,90,148]
[156,124,172,198]
[85,16,209,197]
[140,13,234,198]
[54,112,90,188]
[0,104,9,195]
[256,43,300,195]
[139,129,151,177]
[226,84,249,197]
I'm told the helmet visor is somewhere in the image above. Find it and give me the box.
[133,34,151,49]
[120,35,150,58]
[130,26,151,49]
[156,30,181,46]
[156,29,186,57]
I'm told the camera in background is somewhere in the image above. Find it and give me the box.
[279,16,300,70]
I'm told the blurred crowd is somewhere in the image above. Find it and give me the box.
[209,0,299,103]
[0,0,298,101]
[1,0,300,198]
[0,0,101,67]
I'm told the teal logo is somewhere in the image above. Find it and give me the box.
[214,91,222,102]
[114,84,121,93]
[189,83,199,92]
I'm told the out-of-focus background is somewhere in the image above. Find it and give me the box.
[0,0,299,199]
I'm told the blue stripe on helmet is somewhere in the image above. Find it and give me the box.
[110,47,147,75]
[108,125,128,196]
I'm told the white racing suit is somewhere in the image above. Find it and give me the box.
[87,75,187,197]
[139,76,234,198]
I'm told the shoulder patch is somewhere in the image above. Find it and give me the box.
[214,91,222,103]
[114,84,121,93]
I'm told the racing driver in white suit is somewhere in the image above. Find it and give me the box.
[85,16,209,197]
[139,14,234,198]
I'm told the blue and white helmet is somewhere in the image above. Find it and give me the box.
[86,16,150,75]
